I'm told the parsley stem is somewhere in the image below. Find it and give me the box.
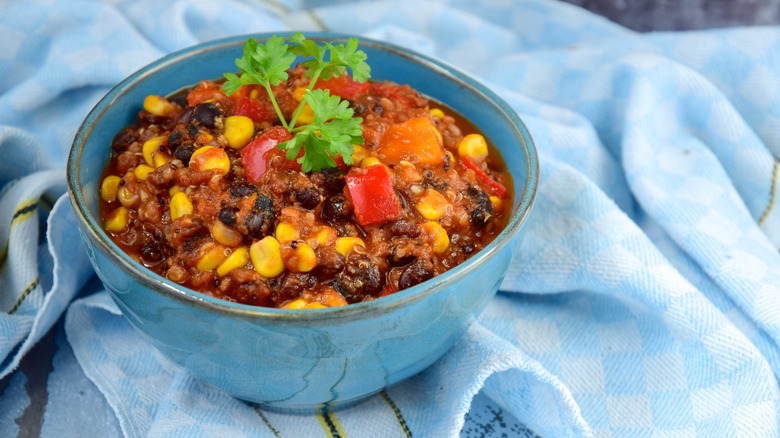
[263,82,290,130]
[288,66,324,129]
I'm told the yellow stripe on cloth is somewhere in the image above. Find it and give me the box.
[317,411,347,438]
[0,197,41,272]
[8,277,39,314]
[381,391,413,438]
[10,197,39,227]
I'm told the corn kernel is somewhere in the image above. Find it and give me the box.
[134,164,154,181]
[292,87,307,102]
[282,298,327,310]
[211,221,243,247]
[282,298,308,309]
[275,222,300,243]
[285,242,317,273]
[197,244,227,271]
[100,175,122,202]
[335,237,365,256]
[309,226,337,247]
[190,146,230,175]
[422,221,449,254]
[224,115,255,149]
[429,108,445,118]
[305,302,326,309]
[249,88,262,99]
[117,186,139,207]
[415,189,449,220]
[360,156,382,168]
[457,133,488,159]
[153,151,172,168]
[142,136,167,166]
[250,236,284,278]
[490,195,503,212]
[105,206,129,232]
[143,95,176,117]
[295,103,315,126]
[217,246,250,277]
[170,191,193,220]
[351,145,369,163]
[169,185,180,196]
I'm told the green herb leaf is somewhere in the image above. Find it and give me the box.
[280,89,363,172]
[223,34,371,172]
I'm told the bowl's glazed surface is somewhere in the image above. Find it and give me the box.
[67,33,538,412]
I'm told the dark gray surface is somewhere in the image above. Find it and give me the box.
[564,0,780,31]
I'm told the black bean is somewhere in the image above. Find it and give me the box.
[111,127,138,152]
[187,124,199,137]
[322,195,351,220]
[295,186,321,210]
[389,219,421,238]
[167,130,184,150]
[371,100,384,115]
[451,234,476,255]
[192,102,222,129]
[178,107,193,124]
[228,182,258,198]
[315,246,345,277]
[169,92,188,108]
[140,241,163,265]
[467,185,493,227]
[350,101,367,117]
[339,254,383,301]
[174,144,196,165]
[398,259,434,290]
[245,194,274,239]
[218,207,238,227]
[389,245,416,267]
[321,167,346,193]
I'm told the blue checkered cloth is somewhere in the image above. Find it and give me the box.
[2,0,780,436]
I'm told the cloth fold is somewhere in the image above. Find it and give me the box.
[2,0,780,436]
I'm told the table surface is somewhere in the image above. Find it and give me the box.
[4,1,779,436]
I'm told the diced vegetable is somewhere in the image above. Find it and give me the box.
[461,157,508,199]
[314,74,371,100]
[233,97,275,124]
[377,117,445,166]
[345,164,402,226]
[240,126,295,182]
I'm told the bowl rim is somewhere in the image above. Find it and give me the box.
[67,31,539,321]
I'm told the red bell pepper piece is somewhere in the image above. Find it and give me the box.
[240,126,295,182]
[345,165,402,227]
[314,74,370,100]
[461,157,508,199]
[233,97,275,124]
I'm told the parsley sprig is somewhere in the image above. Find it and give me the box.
[222,33,371,172]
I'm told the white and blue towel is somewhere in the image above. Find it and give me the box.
[2,0,780,436]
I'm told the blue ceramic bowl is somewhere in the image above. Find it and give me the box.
[67,33,538,413]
